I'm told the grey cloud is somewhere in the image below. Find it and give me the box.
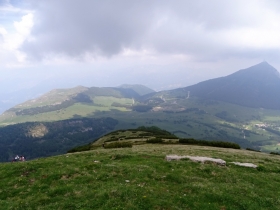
[22,0,158,59]
[21,0,280,61]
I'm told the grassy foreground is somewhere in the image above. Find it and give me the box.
[1,144,280,209]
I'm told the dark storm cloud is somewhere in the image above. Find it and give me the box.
[21,0,280,61]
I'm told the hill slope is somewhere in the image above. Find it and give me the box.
[1,144,280,209]
[0,84,154,125]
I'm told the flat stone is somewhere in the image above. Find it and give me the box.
[165,155,185,161]
[165,155,226,166]
[230,162,257,168]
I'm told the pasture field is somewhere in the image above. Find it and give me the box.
[1,144,280,209]
[261,144,280,152]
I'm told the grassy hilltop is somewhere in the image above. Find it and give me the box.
[1,144,280,209]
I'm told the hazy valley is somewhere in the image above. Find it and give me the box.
[1,62,280,161]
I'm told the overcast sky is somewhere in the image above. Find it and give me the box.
[1,0,280,112]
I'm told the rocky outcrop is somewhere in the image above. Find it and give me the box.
[165,155,226,166]
[230,162,257,168]
[165,155,258,168]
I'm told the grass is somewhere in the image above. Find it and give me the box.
[0,100,129,125]
[94,96,133,107]
[261,144,280,152]
[96,130,149,144]
[1,144,280,209]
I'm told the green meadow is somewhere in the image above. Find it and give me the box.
[1,144,280,209]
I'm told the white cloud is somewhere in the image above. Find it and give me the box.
[0,12,33,66]
[14,13,33,36]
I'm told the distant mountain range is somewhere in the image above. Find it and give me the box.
[2,62,280,161]
[2,62,280,126]
[3,62,280,115]
[1,84,155,117]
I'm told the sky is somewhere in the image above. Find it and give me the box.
[1,0,280,113]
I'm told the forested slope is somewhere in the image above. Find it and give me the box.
[0,117,118,162]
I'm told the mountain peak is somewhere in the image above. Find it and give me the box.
[243,62,280,78]
[182,62,280,109]
[250,61,276,70]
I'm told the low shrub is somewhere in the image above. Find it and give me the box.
[118,136,126,138]
[104,142,133,149]
[124,137,141,139]
[162,140,178,144]
[139,132,153,137]
[246,148,261,152]
[104,139,118,143]
[270,152,280,156]
[179,138,240,149]
[67,144,91,153]
[137,126,177,138]
[146,138,163,143]
[156,135,178,139]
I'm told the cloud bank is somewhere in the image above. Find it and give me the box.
[19,0,280,62]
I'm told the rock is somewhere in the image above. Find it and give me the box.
[187,156,226,166]
[230,162,257,168]
[165,155,226,166]
[165,155,257,168]
[165,155,185,161]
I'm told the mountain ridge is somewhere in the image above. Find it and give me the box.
[166,62,280,109]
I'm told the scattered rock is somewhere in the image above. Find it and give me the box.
[138,182,145,187]
[165,155,226,166]
[166,155,258,168]
[230,162,257,168]
[165,155,182,161]
[29,178,36,183]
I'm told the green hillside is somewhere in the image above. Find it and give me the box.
[0,86,136,125]
[68,126,240,154]
[2,94,280,154]
[1,144,280,209]
[118,84,155,96]
[2,72,280,157]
